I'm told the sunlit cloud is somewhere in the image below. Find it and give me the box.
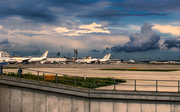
[0,25,3,29]
[54,22,110,36]
[8,29,50,35]
[153,24,180,36]
[129,25,141,31]
[54,27,73,33]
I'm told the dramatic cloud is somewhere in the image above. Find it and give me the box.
[103,47,110,53]
[111,23,160,53]
[33,49,40,55]
[55,22,110,36]
[54,27,72,33]
[77,9,166,20]
[89,49,100,53]
[0,0,111,23]
[8,29,50,37]
[0,25,2,29]
[113,1,180,13]
[0,5,56,23]
[106,47,110,51]
[0,38,9,45]
[163,38,180,49]
[129,25,141,31]
[153,24,180,36]
[111,45,122,53]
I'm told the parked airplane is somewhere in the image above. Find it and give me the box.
[4,51,49,64]
[128,58,135,64]
[102,54,108,60]
[28,51,49,63]
[76,57,97,64]
[76,54,111,64]
[5,57,30,64]
[98,54,111,64]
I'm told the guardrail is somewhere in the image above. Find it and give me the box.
[1,68,180,92]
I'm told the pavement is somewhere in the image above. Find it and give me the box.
[3,64,180,92]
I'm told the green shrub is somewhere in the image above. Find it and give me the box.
[3,72,126,88]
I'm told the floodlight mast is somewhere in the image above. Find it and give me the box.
[74,49,78,60]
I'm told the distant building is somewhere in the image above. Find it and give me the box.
[46,58,67,63]
[0,51,10,62]
[0,51,10,58]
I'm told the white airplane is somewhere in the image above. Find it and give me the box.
[98,54,111,63]
[28,51,48,63]
[5,57,30,64]
[5,51,49,64]
[76,54,111,64]
[128,58,135,64]
[76,57,97,64]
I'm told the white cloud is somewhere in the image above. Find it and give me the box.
[0,25,3,29]
[54,22,110,36]
[54,27,73,33]
[63,32,83,36]
[8,29,50,35]
[153,24,180,36]
[129,25,141,31]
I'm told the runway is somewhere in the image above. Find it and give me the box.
[6,63,180,69]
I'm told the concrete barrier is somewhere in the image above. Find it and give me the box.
[1,75,180,112]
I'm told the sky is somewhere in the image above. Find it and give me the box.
[0,0,180,60]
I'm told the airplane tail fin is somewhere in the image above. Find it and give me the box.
[106,54,111,59]
[40,51,48,58]
[102,55,107,59]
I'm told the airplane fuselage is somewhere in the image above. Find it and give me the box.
[5,58,30,63]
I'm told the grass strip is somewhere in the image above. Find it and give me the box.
[3,67,18,69]
[2,72,126,88]
[100,68,179,72]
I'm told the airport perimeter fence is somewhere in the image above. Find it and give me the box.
[1,68,180,92]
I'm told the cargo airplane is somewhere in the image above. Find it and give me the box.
[5,57,30,64]
[98,54,111,63]
[5,51,48,64]
[28,51,48,63]
[76,54,111,64]
[76,57,97,64]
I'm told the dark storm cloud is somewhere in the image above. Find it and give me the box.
[0,7,56,22]
[111,45,122,53]
[89,49,100,53]
[0,38,9,45]
[0,0,177,23]
[0,0,110,23]
[0,0,82,22]
[77,9,166,20]
[33,49,40,55]
[163,38,180,49]
[14,32,45,37]
[106,47,109,51]
[113,0,180,13]
[103,47,110,53]
[111,23,160,53]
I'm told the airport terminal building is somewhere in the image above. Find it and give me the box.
[0,51,10,62]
